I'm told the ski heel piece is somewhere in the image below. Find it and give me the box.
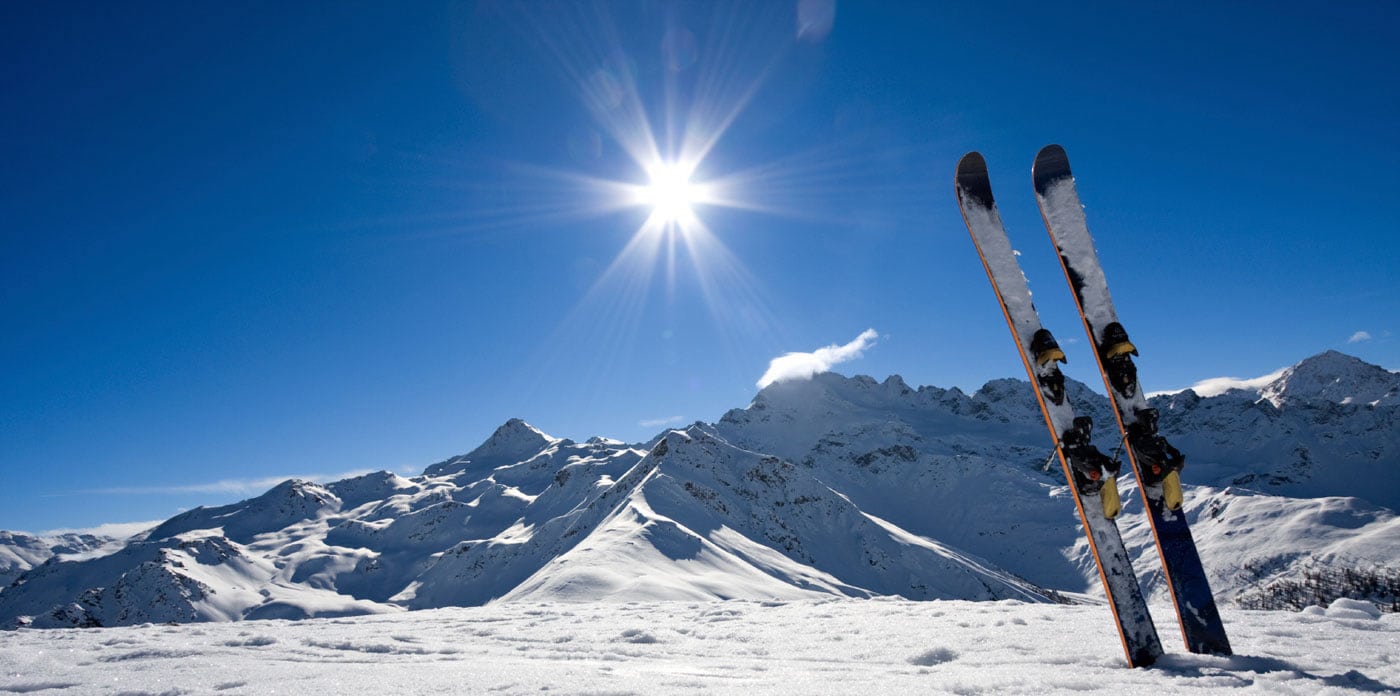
[1062,417,1118,498]
[1101,476,1122,519]
[1071,464,1104,496]
[1162,471,1184,511]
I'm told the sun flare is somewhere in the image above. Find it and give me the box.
[640,160,705,225]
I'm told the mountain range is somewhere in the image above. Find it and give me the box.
[3,350,1396,628]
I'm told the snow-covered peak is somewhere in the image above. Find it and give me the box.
[142,479,340,544]
[741,372,919,417]
[424,418,556,477]
[477,418,554,455]
[325,471,416,510]
[1260,350,1400,407]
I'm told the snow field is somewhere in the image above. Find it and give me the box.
[2,598,1395,695]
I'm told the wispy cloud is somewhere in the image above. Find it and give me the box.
[757,329,879,388]
[639,416,684,428]
[1148,367,1287,398]
[40,520,163,539]
[1348,330,1373,344]
[62,469,379,497]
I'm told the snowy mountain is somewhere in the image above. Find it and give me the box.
[1258,350,1400,408]
[1150,350,1400,509]
[0,530,134,589]
[2,351,1395,629]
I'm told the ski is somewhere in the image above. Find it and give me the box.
[1033,144,1232,656]
[956,152,1164,668]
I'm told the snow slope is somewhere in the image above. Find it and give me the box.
[1,351,1395,630]
[1,599,1396,693]
[0,530,134,588]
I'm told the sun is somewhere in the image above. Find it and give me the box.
[640,160,705,225]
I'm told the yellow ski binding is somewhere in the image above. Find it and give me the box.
[1162,470,1184,510]
[1101,476,1122,519]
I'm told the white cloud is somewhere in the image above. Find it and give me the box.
[68,469,379,497]
[756,329,879,389]
[639,416,684,428]
[1148,367,1288,398]
[1348,331,1373,344]
[40,520,163,538]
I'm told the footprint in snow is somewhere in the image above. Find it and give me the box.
[619,628,661,644]
[908,647,958,666]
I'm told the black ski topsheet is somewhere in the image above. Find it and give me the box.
[957,152,1163,668]
[1033,144,1231,655]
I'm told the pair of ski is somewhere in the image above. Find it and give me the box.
[956,145,1230,668]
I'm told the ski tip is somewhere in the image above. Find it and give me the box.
[955,151,995,209]
[1032,144,1073,195]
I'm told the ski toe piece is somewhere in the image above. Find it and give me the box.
[1162,470,1184,510]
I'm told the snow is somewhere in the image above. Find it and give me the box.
[1037,175,1119,346]
[1,599,1396,693]
[959,186,1043,359]
[0,531,129,589]
[1259,350,1400,408]
[1149,356,1400,509]
[1114,485,1400,607]
[423,418,558,478]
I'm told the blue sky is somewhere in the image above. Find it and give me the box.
[4,2,1397,532]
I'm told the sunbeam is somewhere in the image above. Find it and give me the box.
[465,1,883,407]
[499,3,786,325]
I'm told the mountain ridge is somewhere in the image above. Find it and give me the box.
[3,350,1396,628]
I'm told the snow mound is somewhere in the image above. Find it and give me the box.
[1325,597,1382,620]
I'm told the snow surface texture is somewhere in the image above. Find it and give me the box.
[1,352,1396,631]
[1,598,1396,694]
